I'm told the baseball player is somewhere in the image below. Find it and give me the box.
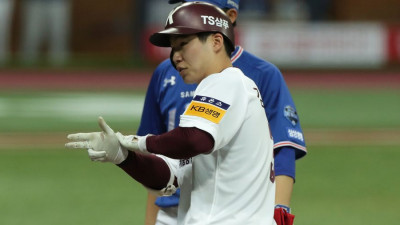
[141,0,307,224]
[66,2,276,224]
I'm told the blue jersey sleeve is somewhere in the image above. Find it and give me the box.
[236,55,307,159]
[274,147,296,179]
[260,65,307,159]
[256,67,303,179]
[257,66,305,180]
[233,48,306,180]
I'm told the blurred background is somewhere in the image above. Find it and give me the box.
[0,0,399,224]
[0,0,399,68]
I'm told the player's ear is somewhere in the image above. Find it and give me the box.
[211,33,224,52]
[225,9,238,23]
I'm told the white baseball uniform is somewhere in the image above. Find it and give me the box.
[163,67,276,225]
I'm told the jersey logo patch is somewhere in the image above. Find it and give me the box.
[163,76,176,87]
[284,105,298,126]
[183,95,230,124]
[287,128,304,142]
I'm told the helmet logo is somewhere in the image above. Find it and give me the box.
[200,16,229,29]
[165,4,185,26]
[166,9,175,26]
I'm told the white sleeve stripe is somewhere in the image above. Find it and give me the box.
[274,141,307,152]
[230,46,243,63]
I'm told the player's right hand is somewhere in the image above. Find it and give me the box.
[65,116,128,164]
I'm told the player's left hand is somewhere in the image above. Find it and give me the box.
[115,132,150,155]
[274,207,295,225]
[65,116,128,164]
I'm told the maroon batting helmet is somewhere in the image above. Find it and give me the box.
[149,2,235,51]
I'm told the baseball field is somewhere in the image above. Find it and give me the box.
[0,70,399,224]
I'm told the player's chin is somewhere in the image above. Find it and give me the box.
[181,71,201,84]
[180,72,193,84]
[182,77,195,84]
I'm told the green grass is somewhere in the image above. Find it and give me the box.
[1,145,399,224]
[0,147,147,225]
[291,89,400,128]
[292,144,400,225]
[1,88,399,224]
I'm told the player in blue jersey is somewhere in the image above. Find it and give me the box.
[139,1,307,224]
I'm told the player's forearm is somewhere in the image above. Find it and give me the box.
[117,151,171,190]
[146,127,214,159]
[145,193,159,225]
[275,175,294,206]
[274,147,296,207]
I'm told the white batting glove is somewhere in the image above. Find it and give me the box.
[65,116,128,164]
[116,132,150,155]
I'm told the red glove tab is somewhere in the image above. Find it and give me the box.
[274,208,295,225]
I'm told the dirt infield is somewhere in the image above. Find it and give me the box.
[303,128,400,146]
[1,128,399,149]
[0,70,150,90]
[1,70,399,90]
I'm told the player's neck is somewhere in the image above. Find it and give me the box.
[204,54,232,78]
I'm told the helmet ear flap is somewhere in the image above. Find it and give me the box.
[170,49,177,70]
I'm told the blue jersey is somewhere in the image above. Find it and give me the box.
[137,46,307,208]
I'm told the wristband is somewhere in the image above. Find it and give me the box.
[275,204,291,213]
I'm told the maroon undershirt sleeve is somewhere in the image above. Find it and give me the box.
[117,152,171,190]
[116,127,214,190]
[146,127,215,159]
